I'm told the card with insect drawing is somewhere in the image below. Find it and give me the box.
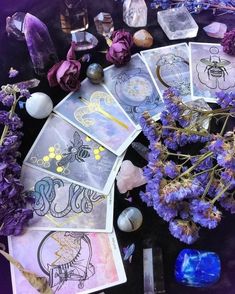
[141,43,192,102]
[8,230,126,294]
[24,114,123,194]
[21,164,114,232]
[103,53,165,128]
[189,42,235,102]
[53,78,140,156]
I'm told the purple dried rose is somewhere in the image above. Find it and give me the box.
[47,42,81,92]
[106,30,133,67]
[221,29,235,56]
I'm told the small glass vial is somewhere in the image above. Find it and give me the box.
[60,0,89,33]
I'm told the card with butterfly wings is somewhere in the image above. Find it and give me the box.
[141,43,192,102]
[54,78,140,156]
[24,114,123,194]
[189,42,235,102]
[103,53,165,128]
[8,230,126,294]
[21,165,114,232]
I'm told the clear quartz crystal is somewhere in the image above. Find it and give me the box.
[157,6,198,40]
[6,12,26,40]
[94,12,114,38]
[123,0,147,27]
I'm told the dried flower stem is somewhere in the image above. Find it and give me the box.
[211,183,232,204]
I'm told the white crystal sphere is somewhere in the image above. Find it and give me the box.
[117,207,143,232]
[26,92,53,119]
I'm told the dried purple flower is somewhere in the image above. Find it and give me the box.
[221,29,235,56]
[8,67,19,78]
[169,220,199,244]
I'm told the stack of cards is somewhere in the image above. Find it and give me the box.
[8,44,235,293]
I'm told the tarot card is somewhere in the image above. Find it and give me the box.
[24,114,123,194]
[8,230,126,294]
[21,165,114,232]
[189,42,235,102]
[54,79,139,156]
[103,53,165,128]
[141,43,192,102]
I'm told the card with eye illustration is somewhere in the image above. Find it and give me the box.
[8,230,126,294]
[189,42,235,102]
[141,43,192,102]
[103,53,165,128]
[24,114,123,194]
[21,165,114,232]
[54,79,140,156]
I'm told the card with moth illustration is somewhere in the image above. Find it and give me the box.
[24,114,123,194]
[8,230,126,294]
[21,165,114,232]
[103,53,165,128]
[189,42,235,101]
[54,78,139,156]
[141,43,192,102]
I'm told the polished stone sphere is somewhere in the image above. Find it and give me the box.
[86,63,104,84]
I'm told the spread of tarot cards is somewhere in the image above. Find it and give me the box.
[9,42,235,293]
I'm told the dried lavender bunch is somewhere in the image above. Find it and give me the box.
[0,82,33,236]
[140,87,235,244]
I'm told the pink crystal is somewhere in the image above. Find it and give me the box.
[203,22,227,39]
[116,160,147,194]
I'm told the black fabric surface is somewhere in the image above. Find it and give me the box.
[0,1,235,293]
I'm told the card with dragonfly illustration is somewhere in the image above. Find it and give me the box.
[54,78,139,156]
[9,230,126,294]
[189,42,235,101]
[141,43,192,102]
[24,114,123,194]
[103,53,165,128]
[21,165,114,232]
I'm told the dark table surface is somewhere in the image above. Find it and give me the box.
[1,1,235,294]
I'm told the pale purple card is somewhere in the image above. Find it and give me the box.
[24,114,123,194]
[9,230,126,294]
[189,42,235,102]
[21,165,114,232]
[141,43,192,102]
[54,78,139,156]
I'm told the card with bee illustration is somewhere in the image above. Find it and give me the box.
[141,43,192,102]
[103,53,165,128]
[21,165,114,232]
[9,230,126,294]
[189,42,235,101]
[24,114,123,194]
[54,78,140,156]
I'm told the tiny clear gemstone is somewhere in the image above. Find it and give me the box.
[6,12,26,41]
[157,7,198,40]
[71,30,98,51]
[94,12,114,38]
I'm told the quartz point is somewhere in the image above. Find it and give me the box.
[71,30,98,51]
[175,249,221,287]
[6,12,26,41]
[185,99,212,130]
[94,12,114,38]
[203,22,227,39]
[123,0,147,27]
[157,7,198,40]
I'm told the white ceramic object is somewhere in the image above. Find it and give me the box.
[117,207,143,232]
[26,92,53,119]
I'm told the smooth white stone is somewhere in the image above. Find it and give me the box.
[203,22,227,39]
[117,207,143,232]
[26,92,53,119]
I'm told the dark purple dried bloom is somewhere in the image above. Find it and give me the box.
[217,150,235,170]
[219,194,235,213]
[169,220,199,244]
[216,91,235,108]
[221,29,235,56]
[1,94,14,107]
[164,160,179,179]
[154,200,178,222]
[8,67,19,78]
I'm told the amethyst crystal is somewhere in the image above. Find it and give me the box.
[23,13,58,76]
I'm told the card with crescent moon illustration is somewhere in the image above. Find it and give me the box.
[189,42,235,102]
[103,53,165,128]
[8,230,126,294]
[54,79,139,156]
[21,165,114,232]
[141,43,192,102]
[24,114,123,194]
